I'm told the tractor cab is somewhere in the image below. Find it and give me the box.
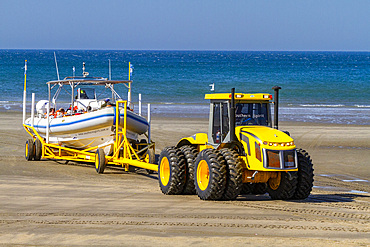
[205,93,273,145]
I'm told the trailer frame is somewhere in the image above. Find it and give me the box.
[23,99,158,172]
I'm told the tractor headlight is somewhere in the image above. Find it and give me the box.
[265,141,294,147]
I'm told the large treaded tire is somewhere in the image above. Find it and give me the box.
[240,183,267,195]
[219,148,243,200]
[240,183,252,195]
[34,138,42,161]
[251,183,267,195]
[194,149,226,200]
[95,148,106,174]
[25,139,34,161]
[293,149,314,199]
[179,145,198,195]
[158,147,186,195]
[267,172,297,200]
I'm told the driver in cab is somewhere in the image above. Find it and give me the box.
[235,103,257,126]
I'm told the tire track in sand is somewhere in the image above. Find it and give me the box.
[0,218,367,233]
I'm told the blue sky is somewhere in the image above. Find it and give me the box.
[0,0,369,51]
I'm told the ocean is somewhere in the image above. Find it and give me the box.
[0,50,369,125]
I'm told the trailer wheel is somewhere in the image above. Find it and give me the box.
[219,148,243,200]
[194,149,226,200]
[146,148,156,174]
[34,138,42,161]
[293,149,314,199]
[267,172,297,200]
[25,139,34,161]
[158,147,186,195]
[95,148,106,174]
[179,145,199,195]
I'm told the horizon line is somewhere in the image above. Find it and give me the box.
[1,48,369,53]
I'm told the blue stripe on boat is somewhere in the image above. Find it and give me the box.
[27,112,148,129]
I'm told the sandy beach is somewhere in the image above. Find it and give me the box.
[0,111,369,246]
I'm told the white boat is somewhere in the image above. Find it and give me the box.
[24,63,150,155]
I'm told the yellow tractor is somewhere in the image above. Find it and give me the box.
[158,87,314,200]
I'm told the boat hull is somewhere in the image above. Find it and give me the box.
[25,107,149,153]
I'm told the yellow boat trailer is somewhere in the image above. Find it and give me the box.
[23,100,158,173]
[22,60,157,173]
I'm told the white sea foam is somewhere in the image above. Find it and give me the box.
[299,104,345,107]
[355,104,370,108]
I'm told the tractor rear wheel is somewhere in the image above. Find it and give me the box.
[179,145,198,195]
[251,183,267,195]
[25,139,34,161]
[158,147,186,195]
[240,183,252,195]
[240,183,267,195]
[267,172,297,200]
[194,149,226,200]
[293,149,314,199]
[95,148,106,174]
[34,138,42,161]
[219,148,243,200]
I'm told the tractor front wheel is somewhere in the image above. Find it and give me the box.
[194,149,226,200]
[158,147,186,195]
[293,149,314,199]
[267,172,297,200]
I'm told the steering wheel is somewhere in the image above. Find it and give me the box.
[242,118,257,125]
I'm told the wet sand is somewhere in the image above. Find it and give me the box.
[0,112,369,246]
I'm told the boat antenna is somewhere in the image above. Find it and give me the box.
[109,59,111,80]
[54,52,60,80]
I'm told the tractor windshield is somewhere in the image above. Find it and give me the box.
[235,103,270,126]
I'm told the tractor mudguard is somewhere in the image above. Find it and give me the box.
[176,133,209,148]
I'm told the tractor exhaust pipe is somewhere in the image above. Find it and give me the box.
[230,88,236,142]
[272,86,281,129]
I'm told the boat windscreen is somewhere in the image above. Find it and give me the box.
[78,88,96,99]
